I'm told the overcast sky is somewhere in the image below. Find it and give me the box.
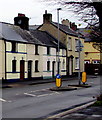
[0,0,87,27]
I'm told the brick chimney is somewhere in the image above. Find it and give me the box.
[14,13,29,30]
[70,22,77,31]
[43,10,52,24]
[61,19,70,27]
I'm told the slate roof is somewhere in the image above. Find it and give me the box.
[51,22,79,37]
[0,22,42,44]
[0,22,26,42]
[29,25,40,30]
[78,28,93,42]
[0,22,66,48]
[30,30,66,49]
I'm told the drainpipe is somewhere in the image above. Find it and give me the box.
[4,40,7,81]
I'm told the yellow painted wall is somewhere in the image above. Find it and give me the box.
[84,42,100,63]
[39,23,84,73]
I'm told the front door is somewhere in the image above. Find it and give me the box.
[69,58,73,75]
[20,60,25,80]
[28,61,32,80]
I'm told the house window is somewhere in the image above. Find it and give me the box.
[35,60,39,72]
[47,61,50,71]
[93,60,100,64]
[47,47,50,55]
[35,45,39,55]
[12,42,17,52]
[62,49,65,56]
[68,37,72,50]
[84,60,90,64]
[12,60,16,72]
[62,59,65,69]
[75,57,79,69]
[75,39,79,51]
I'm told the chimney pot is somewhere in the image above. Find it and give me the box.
[45,10,47,14]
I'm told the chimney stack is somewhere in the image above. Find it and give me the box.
[43,10,52,23]
[14,13,29,30]
[70,22,77,31]
[61,19,70,27]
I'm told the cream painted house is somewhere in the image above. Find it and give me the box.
[0,16,67,82]
[30,30,67,79]
[1,22,28,82]
[0,33,5,81]
[38,11,84,76]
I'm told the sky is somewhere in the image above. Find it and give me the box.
[0,0,87,27]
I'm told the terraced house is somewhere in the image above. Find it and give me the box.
[38,11,85,76]
[0,13,67,82]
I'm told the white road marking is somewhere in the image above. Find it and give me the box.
[37,94,49,97]
[24,88,61,98]
[24,93,36,97]
[37,92,61,97]
[30,88,49,93]
[0,98,7,102]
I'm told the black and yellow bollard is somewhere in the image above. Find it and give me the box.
[56,74,62,88]
[82,72,87,84]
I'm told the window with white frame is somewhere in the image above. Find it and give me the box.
[62,59,65,69]
[75,57,79,69]
[47,47,50,55]
[84,60,90,64]
[12,42,17,52]
[47,61,50,71]
[68,37,72,50]
[62,49,65,56]
[75,39,79,51]
[35,60,39,72]
[93,60,100,64]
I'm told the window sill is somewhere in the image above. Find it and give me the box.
[12,71,17,73]
[35,71,39,73]
[75,68,79,70]
[35,53,39,55]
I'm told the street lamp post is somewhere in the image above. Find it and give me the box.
[57,8,61,74]
[77,33,83,85]
[78,38,81,85]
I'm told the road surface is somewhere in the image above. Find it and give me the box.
[1,76,101,118]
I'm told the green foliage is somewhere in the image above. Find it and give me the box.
[93,100,102,106]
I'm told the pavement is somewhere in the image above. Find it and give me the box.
[45,101,102,120]
[59,104,102,120]
[1,75,97,88]
[1,75,102,120]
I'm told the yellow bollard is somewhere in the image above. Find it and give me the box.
[56,78,62,87]
[82,72,87,84]
[56,74,62,87]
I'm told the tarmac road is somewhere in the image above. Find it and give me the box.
[1,75,101,119]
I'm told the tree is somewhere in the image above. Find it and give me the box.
[42,1,102,31]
